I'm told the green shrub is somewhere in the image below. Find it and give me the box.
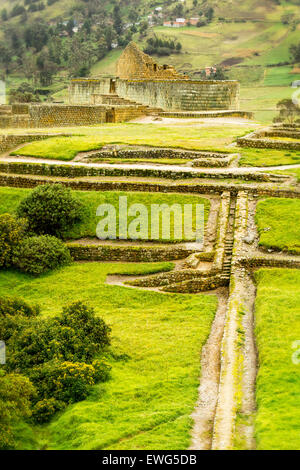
[7,319,59,370]
[17,184,84,237]
[0,296,39,343]
[0,214,27,268]
[12,235,72,276]
[0,296,40,318]
[58,302,111,360]
[0,370,35,450]
[31,398,66,424]
[30,360,105,403]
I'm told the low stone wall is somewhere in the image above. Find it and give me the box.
[1,172,300,199]
[0,161,273,182]
[0,133,68,155]
[159,111,252,119]
[83,148,231,161]
[162,274,226,293]
[237,130,300,150]
[239,255,300,269]
[68,243,194,262]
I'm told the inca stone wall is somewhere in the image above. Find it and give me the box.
[116,79,239,111]
[0,103,107,128]
[69,78,239,111]
[116,42,188,80]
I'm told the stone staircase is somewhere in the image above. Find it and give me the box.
[93,93,162,116]
[220,197,236,282]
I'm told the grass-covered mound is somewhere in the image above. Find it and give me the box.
[0,187,210,242]
[0,262,217,450]
[255,198,300,254]
[9,124,253,160]
[254,269,300,450]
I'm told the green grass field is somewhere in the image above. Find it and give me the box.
[8,124,255,158]
[0,263,217,450]
[255,198,300,253]
[0,187,210,242]
[238,147,300,167]
[254,268,300,450]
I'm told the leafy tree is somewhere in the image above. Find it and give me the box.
[274,98,300,124]
[113,5,123,35]
[9,82,40,103]
[290,42,300,63]
[1,9,8,21]
[24,21,49,52]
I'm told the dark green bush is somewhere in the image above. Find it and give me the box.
[4,300,112,423]
[17,184,84,237]
[0,296,39,342]
[7,319,59,370]
[31,398,66,424]
[0,370,35,450]
[12,235,72,276]
[0,214,27,268]
[0,296,40,318]
[7,302,111,368]
[58,302,111,360]
[29,360,107,403]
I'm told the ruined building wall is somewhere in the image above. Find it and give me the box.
[116,42,188,80]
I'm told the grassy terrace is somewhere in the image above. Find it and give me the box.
[254,269,300,450]
[238,147,300,167]
[0,263,217,450]
[8,123,255,160]
[0,187,210,242]
[256,198,300,254]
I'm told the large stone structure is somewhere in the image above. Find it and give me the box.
[116,42,187,80]
[69,42,240,112]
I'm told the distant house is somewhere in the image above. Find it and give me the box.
[163,18,186,27]
[189,17,200,26]
[205,66,217,77]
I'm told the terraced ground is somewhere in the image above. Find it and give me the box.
[0,115,300,450]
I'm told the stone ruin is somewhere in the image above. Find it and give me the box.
[70,42,240,114]
[0,42,243,128]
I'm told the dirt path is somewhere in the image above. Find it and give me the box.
[189,288,228,450]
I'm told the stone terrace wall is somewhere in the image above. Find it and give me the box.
[69,243,194,262]
[0,104,108,128]
[69,78,240,111]
[116,79,239,112]
[29,104,107,127]
[69,79,111,105]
